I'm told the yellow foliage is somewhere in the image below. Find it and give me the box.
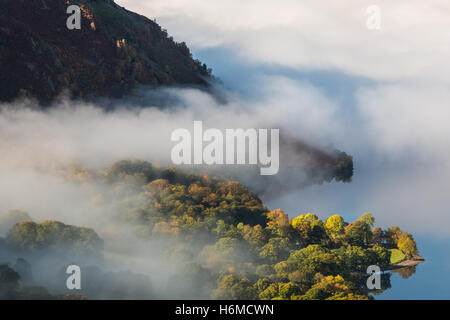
[291,213,319,228]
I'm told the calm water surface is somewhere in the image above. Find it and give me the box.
[377,236,450,299]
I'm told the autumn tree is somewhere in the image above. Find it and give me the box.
[325,214,345,239]
[266,209,291,238]
[397,233,418,258]
[291,213,327,245]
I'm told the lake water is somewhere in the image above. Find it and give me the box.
[265,161,450,300]
[377,236,450,299]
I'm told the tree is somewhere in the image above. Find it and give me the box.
[359,213,375,228]
[242,224,267,247]
[260,237,292,263]
[334,245,374,272]
[107,160,155,182]
[344,220,372,246]
[254,278,271,294]
[266,209,291,238]
[258,282,303,300]
[291,213,321,228]
[368,245,391,267]
[397,233,418,258]
[213,275,256,300]
[278,282,302,299]
[325,215,345,239]
[214,237,240,257]
[284,245,342,278]
[274,261,290,279]
[259,283,279,300]
[291,274,365,300]
[372,227,385,245]
[291,213,327,245]
[385,226,402,247]
[6,220,102,254]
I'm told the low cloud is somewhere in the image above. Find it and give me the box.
[0,77,344,226]
[117,0,450,83]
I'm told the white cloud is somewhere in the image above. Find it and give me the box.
[0,77,339,171]
[0,79,341,232]
[356,82,450,161]
[116,0,450,82]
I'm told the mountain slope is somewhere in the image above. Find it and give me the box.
[0,0,211,104]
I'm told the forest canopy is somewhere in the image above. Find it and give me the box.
[0,160,419,300]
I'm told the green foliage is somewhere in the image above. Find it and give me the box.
[266,209,292,239]
[291,213,327,245]
[213,274,257,300]
[0,160,419,300]
[360,213,375,227]
[325,214,345,238]
[113,162,269,239]
[333,245,377,272]
[100,161,419,300]
[278,282,303,299]
[344,220,372,246]
[277,245,342,279]
[384,226,418,258]
[293,275,354,300]
[260,237,292,264]
[385,226,402,247]
[258,281,303,300]
[107,160,155,181]
[6,220,102,254]
[369,245,391,267]
[390,249,406,264]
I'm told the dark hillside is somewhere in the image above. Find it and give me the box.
[0,0,211,103]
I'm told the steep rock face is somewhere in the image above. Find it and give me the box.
[0,0,211,103]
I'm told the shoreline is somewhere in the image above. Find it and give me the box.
[383,255,425,271]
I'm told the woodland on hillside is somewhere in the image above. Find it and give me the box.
[0,161,418,300]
